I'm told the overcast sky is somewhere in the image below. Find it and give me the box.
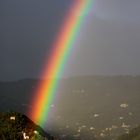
[0,0,140,81]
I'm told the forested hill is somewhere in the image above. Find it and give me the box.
[0,76,140,140]
[0,111,58,140]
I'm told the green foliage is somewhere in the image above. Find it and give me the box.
[0,111,27,139]
[0,111,51,140]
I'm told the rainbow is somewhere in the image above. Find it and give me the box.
[29,0,92,126]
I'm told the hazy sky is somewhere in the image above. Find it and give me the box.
[0,0,140,81]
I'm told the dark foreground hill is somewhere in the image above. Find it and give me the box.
[0,111,59,140]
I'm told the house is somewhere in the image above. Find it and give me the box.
[10,116,15,120]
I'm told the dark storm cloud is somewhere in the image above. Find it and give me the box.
[0,0,73,81]
[63,0,140,77]
[0,0,140,80]
[94,0,140,22]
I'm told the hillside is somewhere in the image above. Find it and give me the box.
[0,76,140,140]
[118,125,140,140]
[0,111,58,140]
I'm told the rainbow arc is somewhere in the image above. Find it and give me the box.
[29,0,93,126]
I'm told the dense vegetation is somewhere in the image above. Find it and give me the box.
[0,111,55,140]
